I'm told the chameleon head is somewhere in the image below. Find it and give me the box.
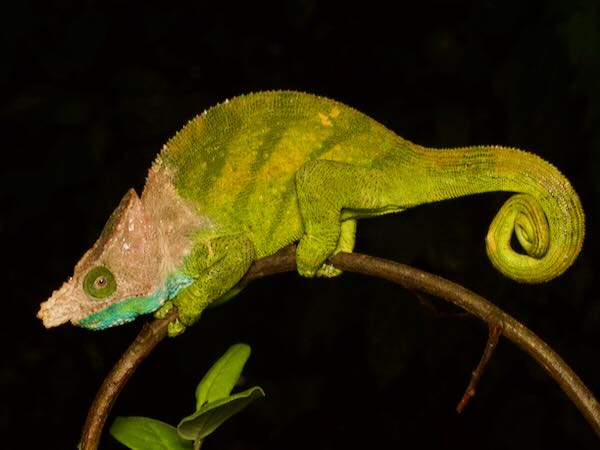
[37,189,163,330]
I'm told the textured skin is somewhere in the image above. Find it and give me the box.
[38,91,585,336]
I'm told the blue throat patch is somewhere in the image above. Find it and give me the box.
[77,274,194,330]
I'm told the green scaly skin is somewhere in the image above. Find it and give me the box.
[156,91,584,335]
[37,90,585,336]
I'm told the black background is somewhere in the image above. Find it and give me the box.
[3,1,599,448]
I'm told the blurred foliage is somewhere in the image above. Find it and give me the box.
[2,0,599,449]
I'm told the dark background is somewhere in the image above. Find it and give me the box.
[3,0,599,448]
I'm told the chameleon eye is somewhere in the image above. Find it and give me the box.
[83,266,116,299]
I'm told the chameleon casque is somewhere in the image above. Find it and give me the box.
[38,91,585,336]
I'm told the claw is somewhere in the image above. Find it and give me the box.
[167,319,187,337]
[154,301,174,319]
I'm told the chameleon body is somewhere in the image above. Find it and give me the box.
[37,91,585,335]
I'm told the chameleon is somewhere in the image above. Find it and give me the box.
[37,90,585,336]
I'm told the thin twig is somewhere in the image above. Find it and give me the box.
[456,323,503,413]
[78,246,600,448]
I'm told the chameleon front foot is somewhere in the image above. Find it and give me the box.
[154,302,188,336]
[167,319,187,337]
[156,302,199,337]
[154,296,201,337]
[154,301,175,319]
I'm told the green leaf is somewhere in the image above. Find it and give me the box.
[195,343,251,409]
[110,416,192,450]
[178,386,265,441]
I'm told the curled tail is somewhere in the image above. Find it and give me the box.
[484,166,584,283]
[410,145,585,283]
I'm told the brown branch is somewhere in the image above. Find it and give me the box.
[78,246,600,448]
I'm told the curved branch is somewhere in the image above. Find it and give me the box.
[78,246,600,449]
